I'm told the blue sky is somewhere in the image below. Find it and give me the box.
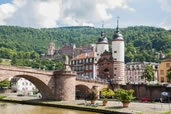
[0,0,171,29]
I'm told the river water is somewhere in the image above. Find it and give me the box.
[0,102,101,114]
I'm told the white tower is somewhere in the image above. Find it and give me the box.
[112,17,124,62]
[96,24,109,60]
[112,17,125,84]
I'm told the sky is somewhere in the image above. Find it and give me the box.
[0,0,171,29]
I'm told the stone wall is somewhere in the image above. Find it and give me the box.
[121,84,171,99]
[0,88,11,93]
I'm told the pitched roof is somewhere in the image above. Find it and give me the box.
[72,51,97,60]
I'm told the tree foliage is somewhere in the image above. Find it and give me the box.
[0,26,170,63]
[101,88,114,99]
[167,67,171,82]
[0,80,10,88]
[142,65,155,82]
[114,89,134,103]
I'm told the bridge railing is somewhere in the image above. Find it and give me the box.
[76,75,109,84]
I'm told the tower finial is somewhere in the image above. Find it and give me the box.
[102,21,104,32]
[101,21,105,37]
[116,16,120,32]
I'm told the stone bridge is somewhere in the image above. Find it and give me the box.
[0,65,108,101]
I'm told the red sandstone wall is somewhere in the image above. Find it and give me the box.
[121,84,171,100]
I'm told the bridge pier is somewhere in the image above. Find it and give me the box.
[53,68,76,101]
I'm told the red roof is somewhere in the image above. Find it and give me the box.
[72,51,97,60]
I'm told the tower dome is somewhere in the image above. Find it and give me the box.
[112,17,124,41]
[97,32,108,44]
[96,24,109,60]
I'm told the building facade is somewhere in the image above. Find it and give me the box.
[71,51,97,79]
[125,62,158,84]
[158,57,171,83]
[42,43,96,60]
[10,77,36,95]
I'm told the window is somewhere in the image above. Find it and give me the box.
[86,65,88,70]
[114,51,117,53]
[79,66,81,71]
[90,58,92,63]
[86,58,88,63]
[89,65,93,70]
[90,72,93,79]
[114,68,117,70]
[114,74,116,76]
[79,60,82,64]
[88,58,91,63]
[72,67,74,71]
[166,63,170,68]
[160,70,164,75]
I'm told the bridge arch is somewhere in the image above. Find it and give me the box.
[16,75,54,99]
[76,84,90,99]
[0,75,54,100]
[0,65,54,100]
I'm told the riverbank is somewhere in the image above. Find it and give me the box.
[0,96,171,114]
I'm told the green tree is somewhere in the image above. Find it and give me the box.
[0,58,2,63]
[142,65,155,82]
[0,80,10,88]
[167,67,171,82]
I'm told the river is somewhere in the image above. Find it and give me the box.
[0,102,101,114]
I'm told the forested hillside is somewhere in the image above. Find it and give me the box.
[0,25,171,63]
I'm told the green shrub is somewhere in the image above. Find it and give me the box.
[101,88,114,99]
[0,95,6,100]
[114,89,134,103]
[0,80,10,88]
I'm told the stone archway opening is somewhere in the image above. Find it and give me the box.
[0,75,54,100]
[15,75,54,100]
[76,84,90,100]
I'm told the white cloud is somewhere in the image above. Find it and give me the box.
[159,0,171,29]
[0,0,135,28]
[0,3,15,25]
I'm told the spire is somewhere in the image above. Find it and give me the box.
[101,22,105,37]
[116,16,120,32]
[102,21,104,32]
[112,16,124,40]
[97,22,108,44]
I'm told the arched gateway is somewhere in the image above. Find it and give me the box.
[0,65,108,101]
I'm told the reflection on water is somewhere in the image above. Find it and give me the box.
[0,102,100,114]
